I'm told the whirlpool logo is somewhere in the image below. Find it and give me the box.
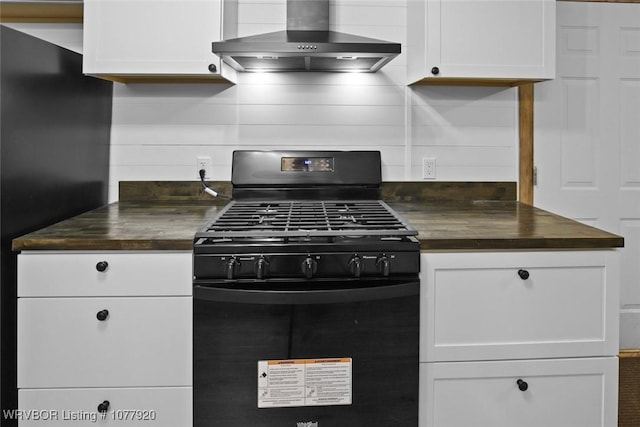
[296,421,318,427]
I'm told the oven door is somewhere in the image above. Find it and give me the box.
[193,279,419,427]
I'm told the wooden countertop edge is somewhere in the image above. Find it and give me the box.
[417,237,624,251]
[13,236,624,252]
[620,349,640,358]
[12,239,194,252]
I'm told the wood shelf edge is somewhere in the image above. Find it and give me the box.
[410,78,545,87]
[87,74,236,84]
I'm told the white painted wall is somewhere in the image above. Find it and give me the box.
[108,0,519,201]
[3,2,519,202]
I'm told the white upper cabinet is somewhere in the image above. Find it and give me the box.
[407,0,556,85]
[83,0,238,83]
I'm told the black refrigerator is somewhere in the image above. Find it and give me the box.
[0,26,113,424]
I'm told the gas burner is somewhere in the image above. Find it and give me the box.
[256,209,278,215]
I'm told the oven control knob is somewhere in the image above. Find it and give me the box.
[301,257,317,279]
[348,255,363,278]
[255,257,269,279]
[376,254,390,277]
[226,257,240,279]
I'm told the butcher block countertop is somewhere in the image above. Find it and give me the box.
[11,181,623,252]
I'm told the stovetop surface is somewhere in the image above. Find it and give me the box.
[195,200,417,240]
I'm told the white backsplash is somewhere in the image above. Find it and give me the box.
[108,0,518,202]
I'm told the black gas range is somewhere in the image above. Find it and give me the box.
[193,151,420,427]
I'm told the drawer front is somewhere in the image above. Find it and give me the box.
[18,297,191,388]
[420,251,619,362]
[18,387,191,427]
[420,357,618,427]
[18,252,192,297]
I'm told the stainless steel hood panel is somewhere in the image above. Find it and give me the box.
[212,30,400,72]
[212,0,401,73]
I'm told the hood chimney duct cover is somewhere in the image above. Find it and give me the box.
[287,0,329,31]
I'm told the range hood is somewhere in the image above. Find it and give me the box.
[212,0,401,73]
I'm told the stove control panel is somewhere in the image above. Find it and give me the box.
[194,252,419,281]
[281,156,334,172]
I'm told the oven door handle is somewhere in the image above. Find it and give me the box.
[193,281,419,305]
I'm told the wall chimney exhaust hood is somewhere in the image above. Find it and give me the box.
[212,0,401,73]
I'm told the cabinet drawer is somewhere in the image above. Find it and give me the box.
[18,297,191,388]
[18,252,192,297]
[18,387,191,427]
[420,357,618,427]
[420,251,619,361]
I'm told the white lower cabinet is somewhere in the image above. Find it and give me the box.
[419,250,620,427]
[17,251,193,427]
[18,297,191,388]
[420,357,618,427]
[17,252,192,297]
[18,387,191,427]
[421,251,619,362]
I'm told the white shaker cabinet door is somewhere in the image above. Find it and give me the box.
[420,250,619,362]
[83,0,233,78]
[408,0,555,83]
[420,357,618,427]
[18,297,192,388]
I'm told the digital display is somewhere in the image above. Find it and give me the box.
[281,157,334,172]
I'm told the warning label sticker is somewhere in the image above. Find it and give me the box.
[257,358,352,408]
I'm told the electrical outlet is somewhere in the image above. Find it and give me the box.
[422,157,436,179]
[197,156,212,179]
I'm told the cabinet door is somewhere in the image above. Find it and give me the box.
[420,251,619,362]
[409,0,555,82]
[420,357,618,427]
[18,297,191,388]
[18,387,191,427]
[18,252,192,297]
[83,0,223,75]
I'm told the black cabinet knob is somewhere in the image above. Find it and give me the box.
[97,400,110,413]
[96,261,109,272]
[431,66,440,75]
[518,269,530,280]
[208,63,217,73]
[96,309,109,321]
[517,379,529,391]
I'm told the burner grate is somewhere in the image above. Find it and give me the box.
[196,200,417,238]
